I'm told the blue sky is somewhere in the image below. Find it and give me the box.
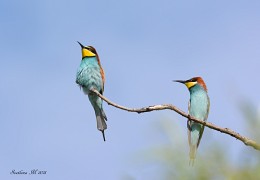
[0,0,260,179]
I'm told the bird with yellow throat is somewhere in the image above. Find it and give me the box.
[175,77,210,165]
[76,42,107,141]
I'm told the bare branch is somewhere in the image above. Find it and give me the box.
[91,89,260,151]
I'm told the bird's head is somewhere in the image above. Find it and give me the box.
[174,77,207,92]
[77,41,97,59]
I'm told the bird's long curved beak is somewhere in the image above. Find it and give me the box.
[173,80,186,84]
[77,41,84,48]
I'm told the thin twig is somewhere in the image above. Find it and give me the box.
[91,89,260,151]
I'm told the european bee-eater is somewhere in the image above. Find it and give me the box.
[76,42,107,141]
[175,77,210,165]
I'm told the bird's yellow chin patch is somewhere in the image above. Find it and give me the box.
[185,81,197,89]
[82,48,96,57]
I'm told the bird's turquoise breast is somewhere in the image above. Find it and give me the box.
[76,57,102,94]
[189,85,210,121]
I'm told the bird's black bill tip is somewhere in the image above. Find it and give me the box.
[77,41,84,48]
[173,80,186,84]
[101,131,106,141]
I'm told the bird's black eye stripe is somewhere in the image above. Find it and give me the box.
[189,78,196,82]
[85,47,95,53]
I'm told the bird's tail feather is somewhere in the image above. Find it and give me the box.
[189,145,197,166]
[101,108,107,121]
[88,95,108,141]
[189,128,200,166]
[95,108,107,141]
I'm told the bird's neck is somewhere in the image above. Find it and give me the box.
[82,56,97,62]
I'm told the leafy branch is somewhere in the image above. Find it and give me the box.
[90,89,260,151]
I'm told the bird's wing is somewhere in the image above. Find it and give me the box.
[96,54,105,94]
[197,95,210,147]
[205,95,210,121]
[100,66,105,94]
[197,126,205,148]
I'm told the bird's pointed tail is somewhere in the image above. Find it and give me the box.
[189,145,197,166]
[188,125,200,166]
[95,107,107,141]
[88,94,108,141]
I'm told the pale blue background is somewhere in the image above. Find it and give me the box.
[0,0,259,179]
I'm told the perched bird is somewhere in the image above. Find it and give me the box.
[174,77,210,165]
[76,42,107,141]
